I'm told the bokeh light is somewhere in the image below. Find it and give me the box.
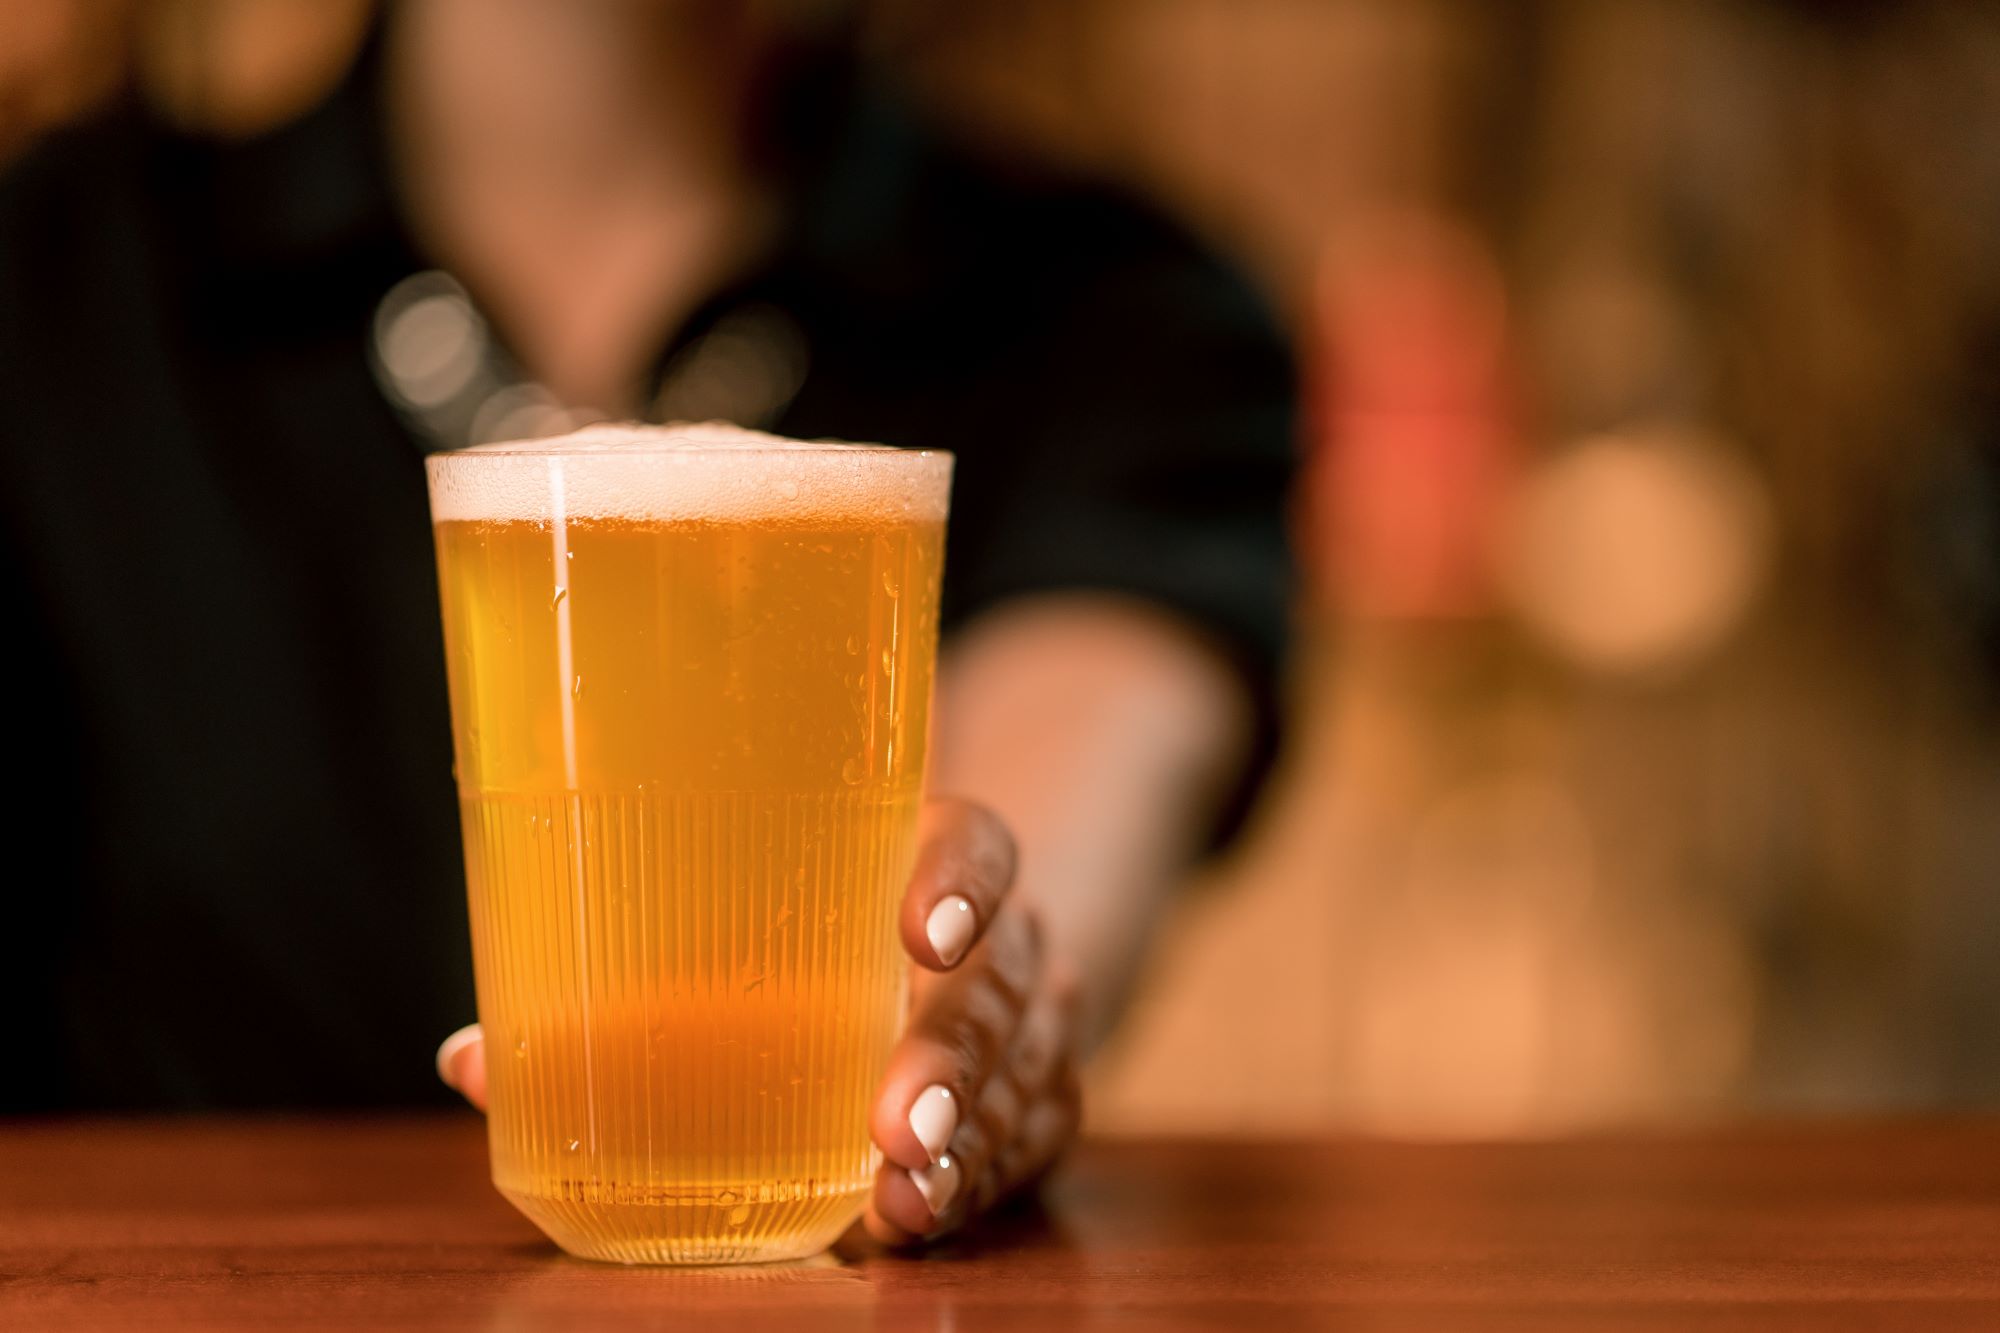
[1501,427,1772,678]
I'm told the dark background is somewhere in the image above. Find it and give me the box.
[4,0,1996,1134]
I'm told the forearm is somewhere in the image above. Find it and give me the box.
[931,595,1253,1051]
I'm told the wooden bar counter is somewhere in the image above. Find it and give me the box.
[2,1115,1996,1329]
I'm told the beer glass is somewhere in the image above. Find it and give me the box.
[425,424,952,1264]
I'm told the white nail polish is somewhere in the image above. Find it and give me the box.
[925,896,976,966]
[435,1024,481,1087]
[911,1154,960,1220]
[909,1084,957,1163]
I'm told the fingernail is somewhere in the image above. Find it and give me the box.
[911,1154,960,1221]
[909,1084,957,1164]
[436,1025,480,1089]
[925,896,976,966]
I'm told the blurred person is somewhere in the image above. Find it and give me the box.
[0,0,1293,1247]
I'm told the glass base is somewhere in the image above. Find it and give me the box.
[500,1183,868,1265]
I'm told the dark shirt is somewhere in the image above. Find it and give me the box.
[0,48,1296,1112]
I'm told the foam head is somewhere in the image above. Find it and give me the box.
[424,422,953,525]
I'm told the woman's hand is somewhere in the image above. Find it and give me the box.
[860,797,1081,1244]
[436,795,1082,1247]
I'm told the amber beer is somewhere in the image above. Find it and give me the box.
[426,424,950,1264]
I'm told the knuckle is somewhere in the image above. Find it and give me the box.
[905,1030,983,1098]
[957,970,1021,1050]
[915,974,1017,1071]
[984,913,1040,1005]
[964,1102,1012,1165]
[1012,900,1044,957]
[1045,957,1083,1010]
[978,1071,1025,1136]
[947,1116,996,1178]
[928,797,1015,898]
[964,804,1017,888]
[935,1031,987,1093]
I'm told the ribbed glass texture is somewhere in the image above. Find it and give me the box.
[428,444,947,1264]
[464,789,913,1263]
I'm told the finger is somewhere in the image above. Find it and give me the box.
[971,1068,1026,1163]
[1005,958,1081,1097]
[954,973,1080,1220]
[871,905,1041,1172]
[863,1152,965,1244]
[948,966,1074,1186]
[900,798,1017,971]
[435,1024,488,1110]
[972,1075,1083,1216]
[887,958,1079,1238]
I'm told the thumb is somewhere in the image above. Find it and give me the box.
[436,1024,489,1110]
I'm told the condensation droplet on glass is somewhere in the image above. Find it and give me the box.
[565,550,575,560]
[728,1202,751,1227]
[550,585,567,610]
[844,634,860,655]
[572,674,583,698]
[881,568,900,597]
[823,908,839,925]
[542,815,553,831]
[840,756,865,784]
[513,1035,528,1059]
[880,648,894,675]
[564,1138,581,1154]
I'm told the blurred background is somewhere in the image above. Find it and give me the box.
[7,0,1997,1136]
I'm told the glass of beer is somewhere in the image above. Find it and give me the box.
[425,423,951,1264]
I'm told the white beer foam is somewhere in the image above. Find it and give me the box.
[425,422,953,525]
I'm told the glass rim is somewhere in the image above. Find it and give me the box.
[427,439,953,463]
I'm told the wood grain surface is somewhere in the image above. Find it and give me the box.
[2,1115,1997,1329]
